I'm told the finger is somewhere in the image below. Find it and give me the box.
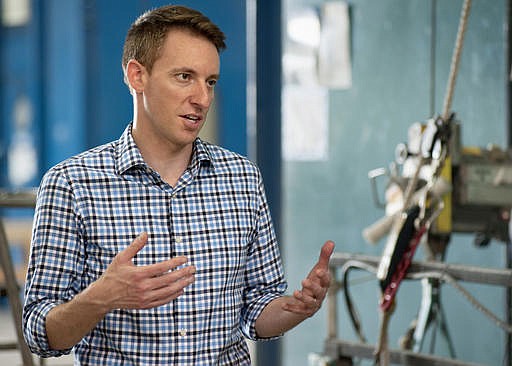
[148,263,195,286]
[301,278,324,300]
[301,274,323,297]
[150,269,195,295]
[143,291,184,309]
[281,294,306,310]
[294,288,319,307]
[311,268,332,288]
[282,295,317,316]
[144,256,189,278]
[117,232,148,262]
[282,304,310,315]
[142,270,196,308]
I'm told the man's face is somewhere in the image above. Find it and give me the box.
[139,28,220,151]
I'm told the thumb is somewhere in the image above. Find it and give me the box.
[117,232,148,263]
[306,240,335,280]
[316,240,335,270]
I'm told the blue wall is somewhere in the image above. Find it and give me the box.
[0,1,43,188]
[0,0,247,187]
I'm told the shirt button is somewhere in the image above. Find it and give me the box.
[175,236,182,243]
[179,329,187,336]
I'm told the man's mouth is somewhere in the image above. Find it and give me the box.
[182,114,201,123]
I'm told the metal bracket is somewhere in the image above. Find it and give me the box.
[324,251,512,366]
[0,189,37,366]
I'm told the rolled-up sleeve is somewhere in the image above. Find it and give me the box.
[240,174,287,341]
[23,168,84,357]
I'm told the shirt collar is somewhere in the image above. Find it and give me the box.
[115,124,146,175]
[190,138,214,173]
[115,123,214,176]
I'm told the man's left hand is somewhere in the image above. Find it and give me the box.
[282,240,335,317]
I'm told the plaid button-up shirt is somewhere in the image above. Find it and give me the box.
[23,124,286,365]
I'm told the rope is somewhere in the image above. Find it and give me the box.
[375,304,393,366]
[373,1,473,361]
[442,0,472,121]
[408,271,512,334]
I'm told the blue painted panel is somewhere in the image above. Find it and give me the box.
[255,2,282,365]
[0,2,43,188]
[42,0,87,169]
[85,0,138,147]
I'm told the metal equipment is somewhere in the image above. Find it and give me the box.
[0,189,37,366]
[319,0,512,364]
[361,116,512,363]
[323,252,512,366]
[366,121,512,248]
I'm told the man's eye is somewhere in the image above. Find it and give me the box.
[207,79,217,87]
[177,73,190,81]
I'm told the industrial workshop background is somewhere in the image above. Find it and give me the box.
[0,1,509,366]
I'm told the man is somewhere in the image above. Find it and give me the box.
[23,5,334,365]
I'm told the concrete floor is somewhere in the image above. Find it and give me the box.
[0,306,74,366]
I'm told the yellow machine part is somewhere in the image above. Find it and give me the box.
[434,156,452,234]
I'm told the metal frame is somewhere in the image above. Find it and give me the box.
[325,252,512,366]
[0,190,37,366]
[324,339,482,366]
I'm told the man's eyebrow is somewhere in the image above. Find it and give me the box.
[171,67,195,74]
[171,67,220,80]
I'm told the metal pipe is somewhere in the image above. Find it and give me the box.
[0,190,36,366]
[0,190,37,208]
[327,268,338,340]
[330,252,512,287]
[0,219,34,365]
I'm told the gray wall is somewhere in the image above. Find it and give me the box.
[282,1,507,365]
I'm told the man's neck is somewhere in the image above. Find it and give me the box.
[132,127,193,187]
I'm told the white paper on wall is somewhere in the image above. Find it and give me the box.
[317,1,352,89]
[282,84,329,161]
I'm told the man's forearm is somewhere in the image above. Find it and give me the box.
[45,281,110,350]
[254,296,309,338]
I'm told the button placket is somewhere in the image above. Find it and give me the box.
[170,189,189,352]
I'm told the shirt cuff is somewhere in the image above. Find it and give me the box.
[25,300,73,358]
[242,292,284,341]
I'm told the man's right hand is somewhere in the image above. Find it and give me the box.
[97,232,196,311]
[46,232,195,350]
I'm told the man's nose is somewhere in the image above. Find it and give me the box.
[191,82,212,108]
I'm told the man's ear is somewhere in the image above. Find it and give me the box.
[125,59,146,94]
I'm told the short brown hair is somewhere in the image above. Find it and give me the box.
[122,5,226,80]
